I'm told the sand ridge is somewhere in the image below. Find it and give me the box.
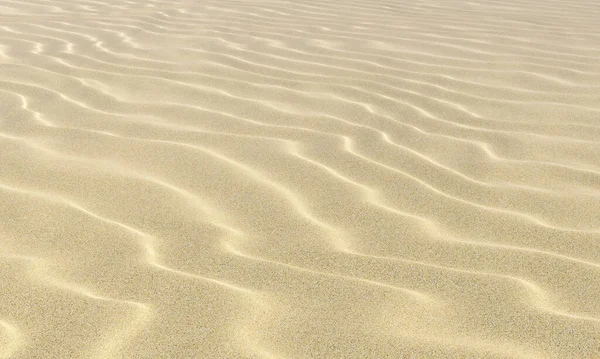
[1,0,600,357]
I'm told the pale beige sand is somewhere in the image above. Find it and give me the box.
[0,0,599,357]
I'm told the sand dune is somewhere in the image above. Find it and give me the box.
[1,0,599,357]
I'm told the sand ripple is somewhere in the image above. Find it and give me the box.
[1,0,599,357]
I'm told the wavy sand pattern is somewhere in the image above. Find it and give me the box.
[1,0,600,357]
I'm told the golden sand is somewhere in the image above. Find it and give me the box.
[1,0,599,357]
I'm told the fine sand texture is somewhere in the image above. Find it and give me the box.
[1,0,600,358]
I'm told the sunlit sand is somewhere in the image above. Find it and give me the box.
[1,0,599,357]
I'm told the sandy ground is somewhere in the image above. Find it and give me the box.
[1,0,600,358]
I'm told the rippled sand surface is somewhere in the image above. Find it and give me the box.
[1,0,600,358]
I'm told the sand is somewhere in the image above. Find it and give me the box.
[0,0,599,357]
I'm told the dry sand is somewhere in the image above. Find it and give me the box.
[1,0,600,357]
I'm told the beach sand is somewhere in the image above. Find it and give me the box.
[1,0,600,357]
